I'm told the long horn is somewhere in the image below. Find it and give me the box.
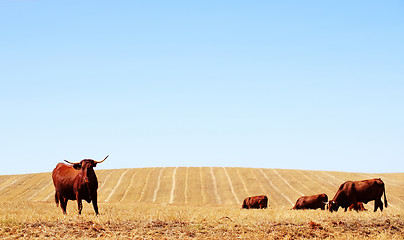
[94,155,109,164]
[323,202,329,204]
[64,160,80,165]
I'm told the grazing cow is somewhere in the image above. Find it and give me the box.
[292,193,328,210]
[242,195,268,209]
[52,155,108,215]
[348,202,367,212]
[328,178,387,212]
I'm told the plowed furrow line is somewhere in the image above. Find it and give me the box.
[358,173,377,180]
[0,179,18,192]
[249,169,266,194]
[19,175,48,201]
[0,175,33,198]
[283,170,313,195]
[386,194,404,205]
[297,171,332,194]
[24,175,47,194]
[298,170,335,194]
[28,180,52,201]
[318,172,350,193]
[169,167,178,204]
[200,167,207,204]
[210,167,221,204]
[0,175,26,192]
[98,171,113,191]
[258,169,293,206]
[105,169,129,202]
[44,191,55,202]
[184,167,189,205]
[153,168,164,203]
[272,169,304,196]
[223,167,239,203]
[20,175,51,200]
[120,170,138,202]
[321,171,345,185]
[237,168,249,197]
[315,172,338,188]
[137,168,154,202]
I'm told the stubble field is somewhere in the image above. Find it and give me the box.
[0,167,403,239]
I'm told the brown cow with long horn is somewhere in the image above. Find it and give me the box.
[52,155,108,215]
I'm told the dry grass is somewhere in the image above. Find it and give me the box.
[0,167,403,239]
[0,202,403,239]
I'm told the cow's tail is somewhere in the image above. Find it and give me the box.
[383,184,388,208]
[55,192,59,207]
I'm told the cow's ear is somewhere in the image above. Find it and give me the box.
[73,163,82,170]
[93,162,98,167]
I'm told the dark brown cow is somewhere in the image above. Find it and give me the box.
[292,193,328,210]
[52,155,108,215]
[328,178,387,212]
[242,195,268,209]
[348,202,367,212]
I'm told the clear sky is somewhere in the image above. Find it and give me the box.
[1,1,403,175]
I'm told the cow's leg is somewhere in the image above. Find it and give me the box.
[344,207,348,212]
[60,198,68,214]
[91,193,99,215]
[55,192,59,207]
[77,198,83,215]
[375,199,383,212]
[373,200,383,212]
[373,201,377,212]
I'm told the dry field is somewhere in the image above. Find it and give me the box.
[0,167,403,239]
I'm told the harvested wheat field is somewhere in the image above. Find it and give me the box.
[0,167,403,239]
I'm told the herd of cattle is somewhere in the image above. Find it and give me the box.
[51,156,388,215]
[242,177,387,212]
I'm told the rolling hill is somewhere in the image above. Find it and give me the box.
[0,167,403,210]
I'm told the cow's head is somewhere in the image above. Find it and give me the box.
[328,201,339,212]
[65,155,109,182]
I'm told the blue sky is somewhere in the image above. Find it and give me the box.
[1,1,403,175]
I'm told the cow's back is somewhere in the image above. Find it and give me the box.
[354,179,384,203]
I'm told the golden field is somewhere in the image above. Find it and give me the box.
[0,167,403,239]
